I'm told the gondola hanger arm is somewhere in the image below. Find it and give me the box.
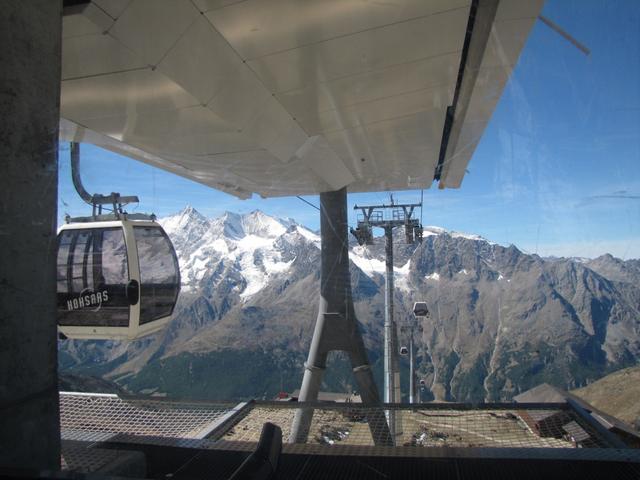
[70,142,139,216]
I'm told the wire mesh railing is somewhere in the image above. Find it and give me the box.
[60,392,235,440]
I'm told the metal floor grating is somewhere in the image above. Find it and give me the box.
[60,392,235,440]
[215,402,613,450]
[55,394,640,478]
[59,394,627,454]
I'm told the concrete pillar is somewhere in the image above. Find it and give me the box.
[0,1,62,470]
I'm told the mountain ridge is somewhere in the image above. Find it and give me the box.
[59,206,640,402]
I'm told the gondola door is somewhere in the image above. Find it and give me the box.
[130,223,180,336]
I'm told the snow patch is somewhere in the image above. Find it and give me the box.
[239,252,293,299]
[238,257,267,298]
[452,232,485,241]
[351,251,411,281]
[192,257,208,274]
[396,260,411,275]
[237,234,273,252]
[242,211,287,238]
[394,260,412,291]
[421,225,495,244]
[426,272,440,281]
[211,238,229,254]
[423,226,446,236]
[351,255,386,275]
[296,226,320,244]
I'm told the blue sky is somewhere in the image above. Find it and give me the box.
[58,0,640,259]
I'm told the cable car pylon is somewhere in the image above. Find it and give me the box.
[350,195,424,442]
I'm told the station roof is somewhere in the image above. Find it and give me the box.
[60,0,543,198]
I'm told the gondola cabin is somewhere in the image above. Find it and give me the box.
[56,215,180,340]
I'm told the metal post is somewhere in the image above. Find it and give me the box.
[411,302,428,406]
[392,319,402,439]
[393,321,401,406]
[289,188,392,446]
[409,329,415,404]
[383,227,402,441]
[383,227,396,438]
[0,0,62,470]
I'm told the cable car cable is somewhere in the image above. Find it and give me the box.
[296,195,320,211]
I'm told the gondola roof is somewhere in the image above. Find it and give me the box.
[59,0,544,198]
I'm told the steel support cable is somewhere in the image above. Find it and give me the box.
[296,195,320,211]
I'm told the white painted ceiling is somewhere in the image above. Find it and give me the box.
[60,0,543,198]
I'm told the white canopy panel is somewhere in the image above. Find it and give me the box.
[60,0,543,198]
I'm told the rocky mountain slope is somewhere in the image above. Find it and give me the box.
[59,207,640,402]
[572,365,640,428]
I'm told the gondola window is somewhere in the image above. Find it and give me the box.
[57,228,130,327]
[134,227,180,325]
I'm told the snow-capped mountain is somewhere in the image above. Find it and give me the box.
[59,207,640,403]
[159,207,491,299]
[160,207,319,296]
